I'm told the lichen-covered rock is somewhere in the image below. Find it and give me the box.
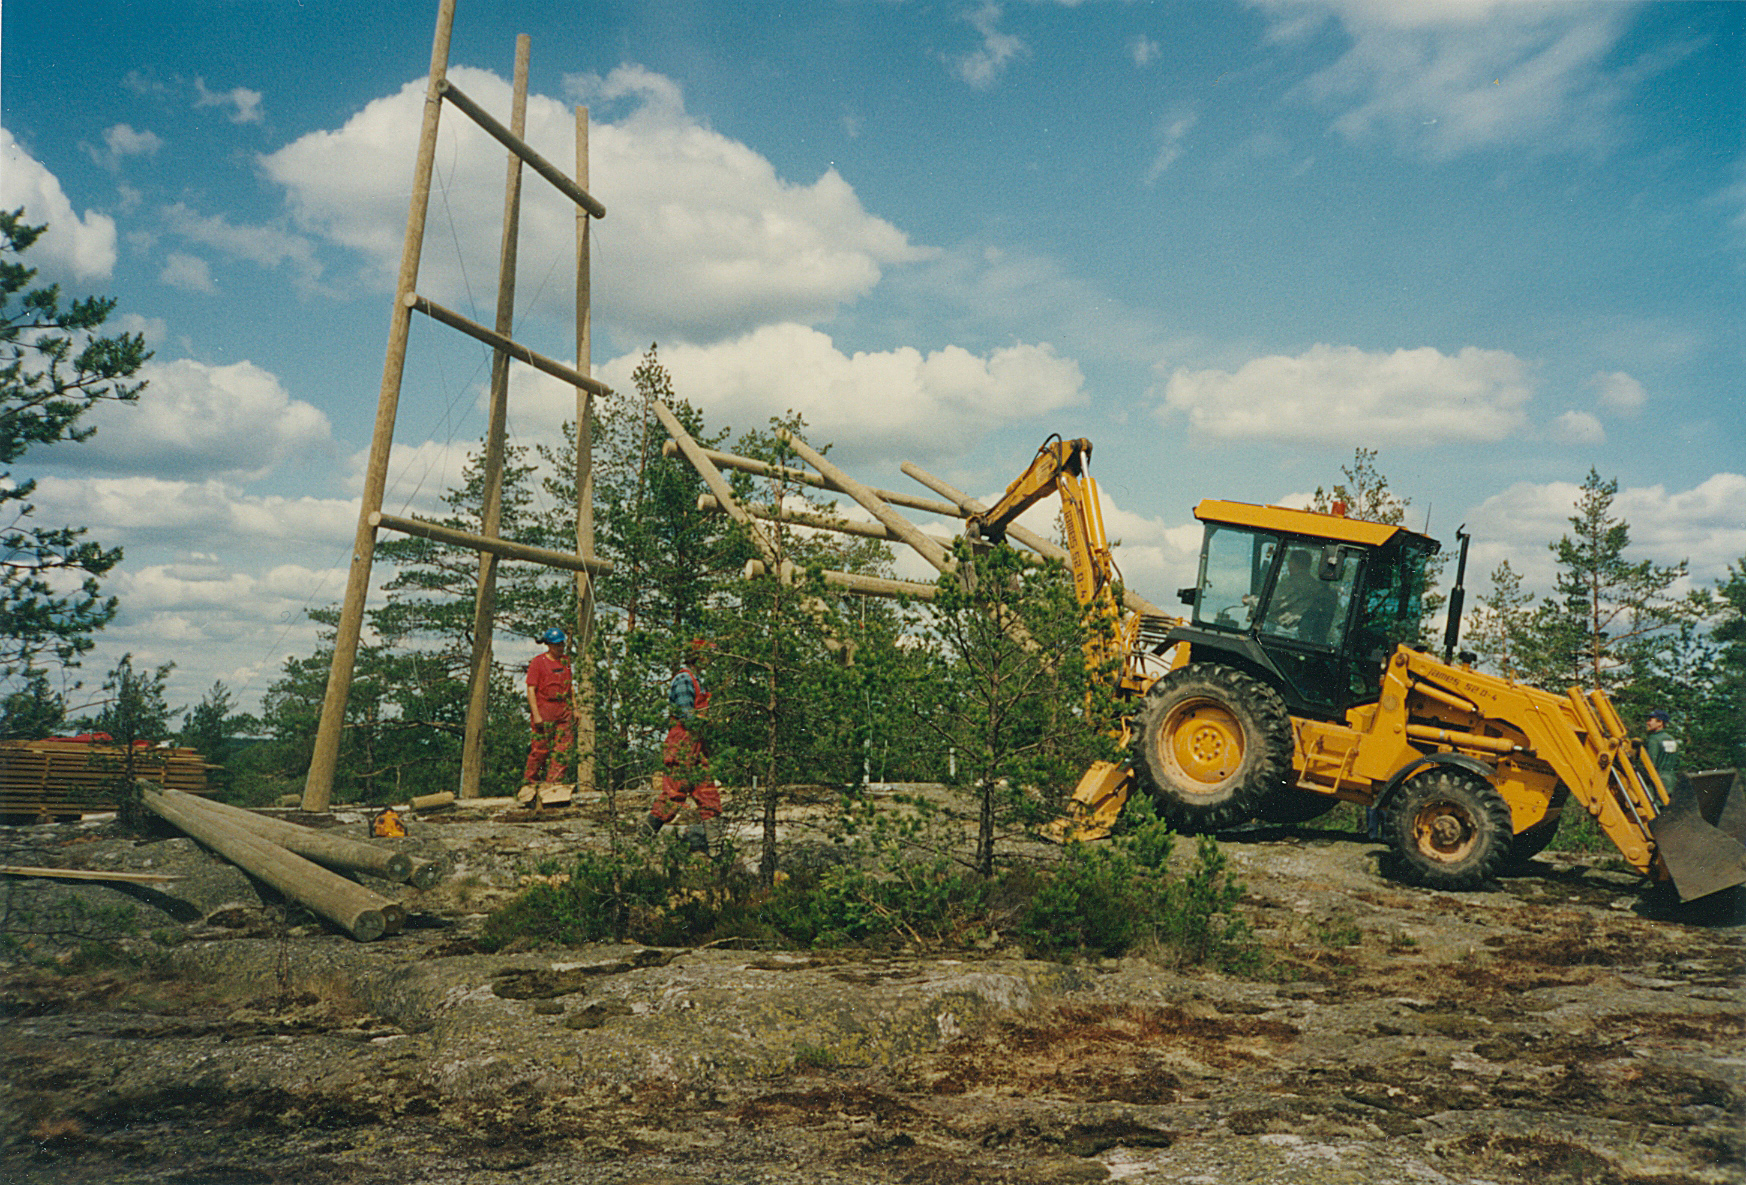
[2,797,1741,1184]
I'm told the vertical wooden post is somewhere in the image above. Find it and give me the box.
[573,105,598,796]
[459,35,531,799]
[303,0,456,812]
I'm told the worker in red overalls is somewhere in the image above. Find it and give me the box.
[523,627,573,790]
[645,639,721,853]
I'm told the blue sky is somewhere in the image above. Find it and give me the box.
[3,0,1743,717]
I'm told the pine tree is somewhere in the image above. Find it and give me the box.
[1466,560,1534,679]
[921,541,1120,877]
[179,681,237,791]
[1533,468,1693,693]
[706,413,897,882]
[2,210,151,683]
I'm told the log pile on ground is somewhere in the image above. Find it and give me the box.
[137,784,444,941]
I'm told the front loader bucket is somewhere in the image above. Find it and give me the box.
[1689,768,1746,843]
[1648,772,1746,902]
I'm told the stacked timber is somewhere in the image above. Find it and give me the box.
[0,740,212,819]
[139,784,443,941]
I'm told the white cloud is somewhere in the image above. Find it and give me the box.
[1258,0,1640,159]
[360,438,488,519]
[1549,409,1604,445]
[594,323,1086,466]
[950,3,1030,89]
[1145,108,1199,185]
[160,202,327,296]
[259,66,930,345]
[28,475,357,551]
[73,358,334,480]
[1464,472,1746,595]
[160,252,216,293]
[94,557,348,714]
[1095,494,1203,609]
[85,124,162,171]
[194,78,264,124]
[1130,35,1161,68]
[1589,369,1646,416]
[0,127,118,281]
[115,312,170,343]
[1157,343,1533,445]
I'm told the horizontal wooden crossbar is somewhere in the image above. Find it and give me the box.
[371,512,614,575]
[408,294,613,398]
[438,79,606,218]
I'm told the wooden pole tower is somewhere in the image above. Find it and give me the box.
[303,1,612,810]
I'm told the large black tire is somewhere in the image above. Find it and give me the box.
[1385,769,1513,890]
[1133,663,1293,834]
[1506,784,1570,868]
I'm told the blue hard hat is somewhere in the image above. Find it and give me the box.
[541,628,567,646]
[1647,708,1669,722]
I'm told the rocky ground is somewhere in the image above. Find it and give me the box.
[0,786,1741,1185]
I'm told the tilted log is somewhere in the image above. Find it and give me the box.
[370,511,611,575]
[142,789,403,941]
[778,429,954,573]
[901,460,1170,619]
[741,559,937,603]
[662,439,960,518]
[650,400,779,564]
[146,785,416,883]
[698,494,902,541]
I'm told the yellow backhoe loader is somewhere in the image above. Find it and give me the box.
[974,436,1746,901]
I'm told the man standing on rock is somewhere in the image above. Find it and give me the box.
[645,640,721,853]
[523,628,573,794]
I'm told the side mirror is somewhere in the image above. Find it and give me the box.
[1177,586,1199,607]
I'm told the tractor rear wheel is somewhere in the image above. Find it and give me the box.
[1385,769,1513,890]
[1133,663,1293,834]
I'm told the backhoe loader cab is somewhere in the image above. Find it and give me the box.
[1177,501,1439,719]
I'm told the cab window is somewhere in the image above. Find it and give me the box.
[1260,545,1359,649]
[1347,541,1434,701]
[1194,526,1275,632]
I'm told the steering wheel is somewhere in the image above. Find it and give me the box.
[1212,603,1247,628]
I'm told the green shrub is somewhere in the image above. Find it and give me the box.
[764,845,990,948]
[1018,797,1257,971]
[480,848,673,950]
[1544,808,1614,854]
[1017,840,1159,957]
[477,789,1253,971]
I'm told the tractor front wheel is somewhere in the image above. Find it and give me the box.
[1385,769,1513,890]
[1133,663,1293,834]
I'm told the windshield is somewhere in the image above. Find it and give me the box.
[1193,525,1274,631]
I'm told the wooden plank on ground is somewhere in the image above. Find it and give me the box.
[0,864,184,884]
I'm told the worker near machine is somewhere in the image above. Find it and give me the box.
[1643,709,1680,791]
[1269,548,1338,643]
[523,628,573,788]
[645,640,721,853]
